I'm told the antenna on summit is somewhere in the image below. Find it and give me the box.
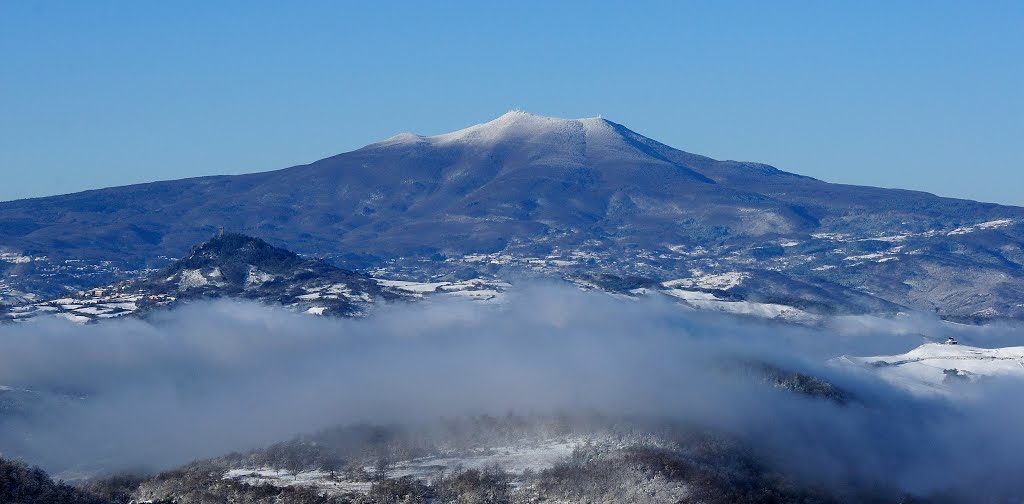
[218,226,225,237]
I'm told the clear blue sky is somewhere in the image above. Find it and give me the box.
[2,1,1022,205]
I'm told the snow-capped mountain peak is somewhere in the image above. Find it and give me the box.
[374,111,630,156]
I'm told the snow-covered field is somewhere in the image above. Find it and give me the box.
[5,291,160,323]
[374,277,510,302]
[661,287,816,323]
[662,271,749,290]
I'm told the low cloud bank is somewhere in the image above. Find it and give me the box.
[1,283,1023,498]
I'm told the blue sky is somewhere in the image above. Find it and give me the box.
[1,1,1021,204]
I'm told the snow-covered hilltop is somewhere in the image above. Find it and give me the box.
[835,342,1024,396]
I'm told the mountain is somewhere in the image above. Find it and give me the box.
[139,232,400,316]
[2,111,1023,321]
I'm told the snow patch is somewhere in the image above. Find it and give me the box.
[0,252,33,264]
[947,219,1015,235]
[245,267,277,288]
[177,269,210,290]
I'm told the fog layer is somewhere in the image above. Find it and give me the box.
[1,284,1023,498]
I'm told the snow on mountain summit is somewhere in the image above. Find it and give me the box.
[432,110,609,144]
[371,110,664,167]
